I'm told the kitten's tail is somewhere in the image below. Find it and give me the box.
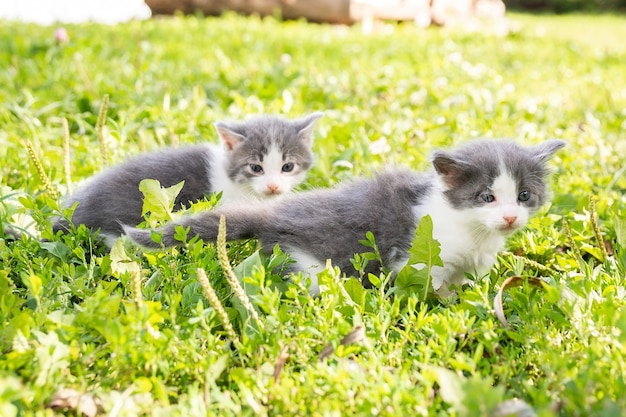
[123,208,261,249]
[2,226,22,241]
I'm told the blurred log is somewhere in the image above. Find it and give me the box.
[145,0,354,24]
[350,0,430,22]
[144,0,506,27]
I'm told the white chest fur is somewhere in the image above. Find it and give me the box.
[414,187,509,294]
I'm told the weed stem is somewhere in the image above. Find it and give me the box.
[62,118,72,193]
[26,140,57,200]
[217,215,263,329]
[589,196,608,261]
[96,94,110,167]
[197,267,240,344]
[562,219,582,261]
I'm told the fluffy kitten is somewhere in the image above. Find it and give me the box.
[53,112,323,245]
[124,139,565,295]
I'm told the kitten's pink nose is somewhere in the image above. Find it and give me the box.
[503,215,517,226]
[267,184,280,194]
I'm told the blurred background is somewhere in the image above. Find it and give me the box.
[0,0,624,25]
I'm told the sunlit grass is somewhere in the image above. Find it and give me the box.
[509,12,626,52]
[0,12,625,416]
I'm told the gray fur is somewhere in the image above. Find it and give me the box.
[125,139,565,283]
[53,113,322,238]
[125,169,432,277]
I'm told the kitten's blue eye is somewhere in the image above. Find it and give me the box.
[282,163,294,173]
[518,191,530,202]
[250,164,263,174]
[481,193,495,203]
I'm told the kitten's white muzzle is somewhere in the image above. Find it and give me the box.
[266,183,281,195]
[495,204,524,232]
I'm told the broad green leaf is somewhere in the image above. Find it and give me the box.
[22,274,42,299]
[0,375,22,417]
[229,251,266,330]
[109,239,140,276]
[40,241,71,262]
[426,366,466,411]
[344,277,367,307]
[233,250,264,282]
[206,354,230,385]
[395,215,443,301]
[139,179,185,222]
[4,313,35,346]
[33,331,70,386]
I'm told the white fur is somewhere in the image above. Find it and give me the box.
[486,166,529,231]
[208,144,306,206]
[249,145,306,198]
[412,170,530,295]
[287,248,325,295]
[205,144,258,205]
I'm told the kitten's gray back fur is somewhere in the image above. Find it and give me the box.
[128,169,433,276]
[54,144,215,236]
[125,139,565,282]
[54,113,321,238]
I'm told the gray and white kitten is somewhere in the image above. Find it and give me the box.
[124,139,565,296]
[53,112,323,245]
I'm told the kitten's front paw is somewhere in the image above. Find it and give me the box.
[434,285,456,298]
[430,265,449,293]
[431,266,469,298]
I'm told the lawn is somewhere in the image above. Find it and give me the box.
[1,11,626,416]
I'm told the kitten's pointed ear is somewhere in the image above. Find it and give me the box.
[295,112,324,146]
[531,139,566,163]
[431,151,469,188]
[214,122,246,151]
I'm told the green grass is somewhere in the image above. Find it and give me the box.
[1,12,626,416]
